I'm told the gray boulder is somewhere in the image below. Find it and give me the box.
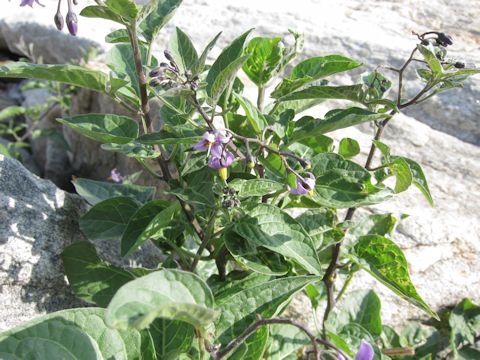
[0,155,162,331]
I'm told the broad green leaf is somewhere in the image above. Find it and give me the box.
[72,177,155,205]
[268,324,310,360]
[349,235,438,319]
[58,114,138,144]
[347,213,397,240]
[259,151,287,180]
[106,269,216,330]
[209,55,249,105]
[121,201,180,257]
[229,327,269,360]
[339,137,360,158]
[0,308,142,360]
[449,298,480,352]
[80,5,125,24]
[80,196,140,241]
[290,107,388,142]
[168,168,215,211]
[105,0,138,21]
[390,157,413,193]
[105,29,130,43]
[330,290,382,336]
[243,36,283,86]
[192,31,222,76]
[392,156,433,206]
[276,84,366,104]
[296,134,335,154]
[149,319,195,360]
[101,142,161,158]
[62,242,136,307]
[169,27,198,73]
[295,208,337,249]
[310,153,393,208]
[417,44,443,78]
[272,55,362,98]
[139,0,183,42]
[363,70,392,100]
[206,29,253,102]
[106,44,148,96]
[0,62,110,94]
[457,347,480,359]
[229,178,284,197]
[234,93,268,133]
[0,106,26,121]
[136,130,201,145]
[233,203,322,275]
[225,230,290,276]
[268,98,326,117]
[373,140,391,162]
[215,274,314,345]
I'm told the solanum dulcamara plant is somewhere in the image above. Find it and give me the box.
[1,0,479,359]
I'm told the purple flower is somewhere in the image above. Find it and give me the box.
[110,168,124,183]
[208,151,235,170]
[193,130,231,153]
[20,0,44,7]
[288,172,316,195]
[354,341,374,360]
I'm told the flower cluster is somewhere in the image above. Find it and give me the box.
[20,0,78,36]
[193,131,234,180]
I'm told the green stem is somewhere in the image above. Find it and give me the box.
[257,86,265,112]
[335,271,355,303]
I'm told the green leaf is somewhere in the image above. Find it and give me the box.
[0,106,26,121]
[276,84,366,104]
[243,36,283,86]
[0,308,142,360]
[72,177,155,205]
[296,135,335,154]
[224,230,290,276]
[79,196,140,241]
[233,203,322,275]
[233,93,268,133]
[105,0,138,21]
[310,153,393,208]
[268,324,310,360]
[272,55,362,98]
[373,140,391,162]
[169,27,198,73]
[105,29,131,43]
[57,114,138,144]
[106,269,216,330]
[349,235,438,319]
[330,289,382,336]
[449,298,480,350]
[339,138,360,158]
[0,62,110,94]
[62,242,136,307]
[392,156,433,206]
[121,201,180,257]
[149,319,195,359]
[347,213,397,239]
[417,44,443,78]
[139,0,183,42]
[206,29,253,102]
[137,132,201,145]
[168,169,215,210]
[192,31,222,76]
[209,55,250,106]
[389,157,413,193]
[101,142,161,159]
[229,327,269,360]
[229,178,284,197]
[295,209,337,249]
[290,107,388,142]
[215,274,314,345]
[80,5,125,24]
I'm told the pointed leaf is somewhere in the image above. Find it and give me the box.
[58,114,138,144]
[209,55,249,105]
[80,5,125,24]
[233,203,322,275]
[79,196,140,241]
[242,36,283,86]
[105,0,138,21]
[192,31,222,76]
[389,157,413,193]
[72,178,155,205]
[169,27,198,73]
[106,269,216,330]
[277,84,366,104]
[349,235,438,319]
[229,178,284,197]
[149,319,195,359]
[233,93,268,133]
[139,0,183,42]
[392,156,433,206]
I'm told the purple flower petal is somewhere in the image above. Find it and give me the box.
[20,0,44,7]
[110,168,123,183]
[288,173,316,195]
[222,151,234,167]
[208,156,222,170]
[211,143,223,158]
[355,341,374,360]
[303,172,316,190]
[66,11,78,36]
[214,130,231,144]
[193,140,208,151]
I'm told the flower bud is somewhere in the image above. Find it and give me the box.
[54,10,64,31]
[436,32,453,47]
[149,78,162,87]
[66,11,78,36]
[454,61,465,69]
[164,50,175,63]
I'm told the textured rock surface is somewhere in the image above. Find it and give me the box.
[0,155,162,331]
